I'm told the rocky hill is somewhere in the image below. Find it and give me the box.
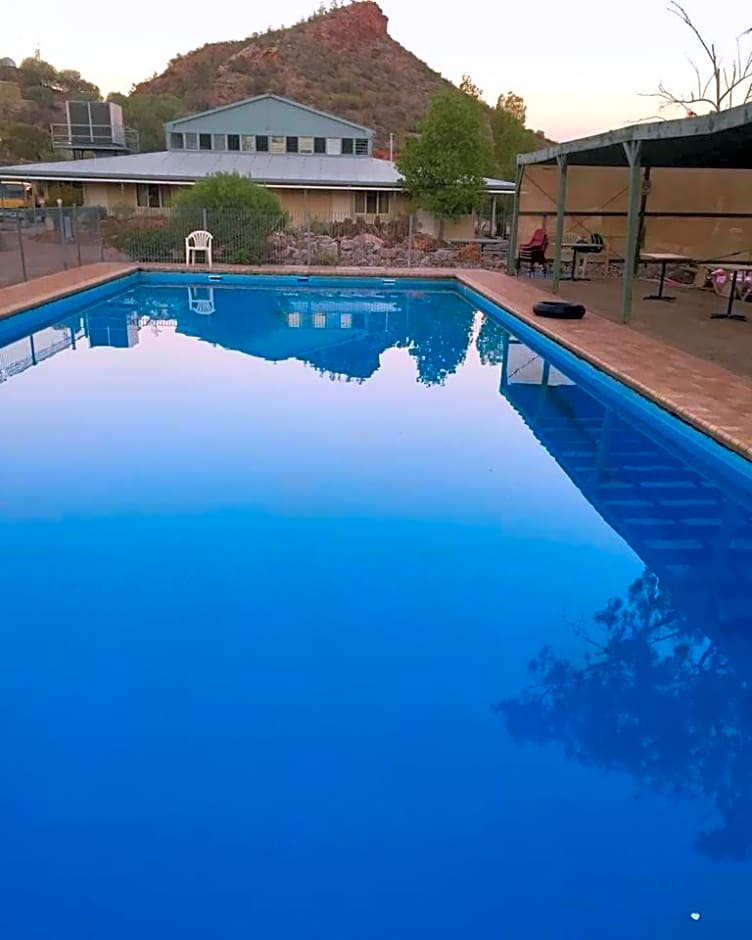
[134,2,455,155]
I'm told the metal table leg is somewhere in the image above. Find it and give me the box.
[645,260,676,301]
[711,270,748,321]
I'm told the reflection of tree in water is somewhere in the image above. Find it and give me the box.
[405,296,475,386]
[476,315,507,366]
[496,570,752,860]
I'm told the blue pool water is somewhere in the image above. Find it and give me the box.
[1,273,752,938]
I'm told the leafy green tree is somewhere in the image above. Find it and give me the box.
[0,122,55,162]
[496,91,526,123]
[174,172,287,263]
[107,91,186,152]
[398,90,490,240]
[490,93,541,181]
[17,58,99,100]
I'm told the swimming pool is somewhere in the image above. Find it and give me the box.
[2,273,751,938]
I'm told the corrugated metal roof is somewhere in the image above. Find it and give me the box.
[0,150,515,192]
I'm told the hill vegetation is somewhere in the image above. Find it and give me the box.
[0,1,547,175]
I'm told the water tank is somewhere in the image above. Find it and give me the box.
[65,100,127,148]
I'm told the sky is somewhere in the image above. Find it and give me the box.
[2,0,750,141]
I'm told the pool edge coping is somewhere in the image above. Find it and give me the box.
[1,262,751,463]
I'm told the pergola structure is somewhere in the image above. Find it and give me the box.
[507,103,752,321]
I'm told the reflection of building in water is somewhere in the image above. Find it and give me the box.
[86,306,140,348]
[0,320,84,381]
[495,323,752,636]
[174,288,414,382]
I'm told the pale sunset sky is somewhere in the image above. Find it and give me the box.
[3,0,749,142]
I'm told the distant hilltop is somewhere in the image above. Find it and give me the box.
[134,1,455,155]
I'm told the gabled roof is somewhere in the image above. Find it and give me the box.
[165,93,374,136]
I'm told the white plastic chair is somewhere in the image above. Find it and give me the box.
[188,286,215,315]
[185,230,213,266]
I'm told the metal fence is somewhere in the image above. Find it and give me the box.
[0,205,510,287]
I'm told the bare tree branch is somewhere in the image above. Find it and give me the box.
[643,3,752,118]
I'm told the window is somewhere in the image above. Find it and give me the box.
[313,313,327,329]
[212,134,226,151]
[314,137,326,154]
[227,134,240,152]
[241,135,255,152]
[169,132,184,149]
[299,136,314,154]
[355,138,369,155]
[341,138,354,155]
[340,314,352,329]
[256,135,269,152]
[286,136,298,153]
[287,313,301,328]
[354,191,390,215]
[199,133,212,150]
[270,136,286,154]
[325,137,341,156]
[184,133,198,150]
[137,183,162,209]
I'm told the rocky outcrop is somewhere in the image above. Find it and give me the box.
[134,2,450,151]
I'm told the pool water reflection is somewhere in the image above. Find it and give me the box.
[0,281,751,939]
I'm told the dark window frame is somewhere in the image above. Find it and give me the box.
[314,137,326,154]
[227,134,240,151]
[341,138,354,155]
[286,136,299,153]
[256,135,269,152]
[169,132,184,150]
[199,133,212,151]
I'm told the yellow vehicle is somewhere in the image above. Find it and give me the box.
[0,181,33,209]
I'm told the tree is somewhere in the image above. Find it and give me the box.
[490,95,541,181]
[397,90,490,240]
[174,172,287,263]
[17,58,100,100]
[0,122,55,163]
[459,74,483,101]
[107,91,186,152]
[496,91,526,124]
[647,2,752,115]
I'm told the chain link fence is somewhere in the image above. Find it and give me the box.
[0,205,510,287]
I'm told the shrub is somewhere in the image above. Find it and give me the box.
[174,173,287,262]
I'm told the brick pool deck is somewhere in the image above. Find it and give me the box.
[2,262,752,462]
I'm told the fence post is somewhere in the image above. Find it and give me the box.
[99,212,105,262]
[58,201,68,270]
[407,214,414,269]
[306,211,312,268]
[74,206,83,267]
[202,207,208,232]
[17,214,28,282]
